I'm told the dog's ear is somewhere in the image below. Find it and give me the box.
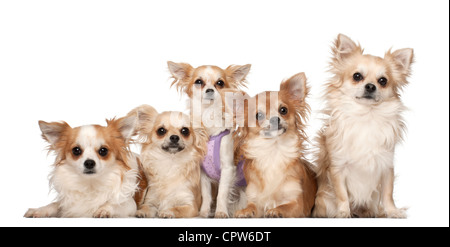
[127,104,158,143]
[107,114,138,142]
[39,120,71,147]
[384,48,414,88]
[280,72,308,102]
[167,61,193,80]
[386,48,414,79]
[167,61,194,93]
[225,64,251,88]
[333,34,363,61]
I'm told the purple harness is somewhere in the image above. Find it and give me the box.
[201,130,246,187]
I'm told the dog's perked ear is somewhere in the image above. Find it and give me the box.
[38,120,71,147]
[127,104,158,143]
[280,72,308,102]
[385,48,414,87]
[332,34,363,61]
[167,61,194,92]
[106,114,138,142]
[225,64,251,88]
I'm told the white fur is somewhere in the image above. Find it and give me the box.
[25,152,140,218]
[50,154,139,217]
[318,94,406,217]
[244,134,302,215]
[137,145,199,217]
[313,35,412,218]
[25,124,140,218]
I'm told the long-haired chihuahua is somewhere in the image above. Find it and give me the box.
[312,34,414,218]
[232,72,317,218]
[24,115,147,217]
[131,105,209,218]
[167,62,251,218]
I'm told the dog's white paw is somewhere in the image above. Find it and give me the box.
[24,207,53,218]
[158,210,175,219]
[265,208,284,218]
[336,203,351,218]
[385,207,408,218]
[136,209,150,218]
[199,209,210,218]
[93,207,113,218]
[336,210,351,218]
[214,211,229,218]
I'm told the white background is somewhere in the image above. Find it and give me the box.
[0,0,448,227]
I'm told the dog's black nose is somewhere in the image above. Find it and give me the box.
[205,89,215,95]
[84,159,96,169]
[170,135,180,143]
[270,117,280,126]
[365,83,377,93]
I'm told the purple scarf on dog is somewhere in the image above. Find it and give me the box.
[201,130,246,187]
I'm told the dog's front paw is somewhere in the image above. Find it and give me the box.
[136,209,150,218]
[93,207,112,218]
[336,210,351,218]
[199,209,210,218]
[24,208,38,218]
[235,207,256,218]
[24,208,50,218]
[158,210,175,219]
[385,207,407,218]
[335,203,351,218]
[24,205,58,218]
[214,211,229,218]
[265,208,283,218]
[136,205,157,218]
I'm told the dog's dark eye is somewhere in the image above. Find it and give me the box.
[279,107,288,115]
[216,80,225,88]
[256,112,265,121]
[353,72,364,82]
[180,127,190,137]
[72,147,82,156]
[378,77,388,87]
[98,147,108,157]
[194,79,203,85]
[157,127,167,136]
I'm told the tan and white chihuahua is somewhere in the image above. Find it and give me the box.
[131,105,209,218]
[313,34,414,218]
[232,72,317,218]
[25,116,147,218]
[168,62,251,218]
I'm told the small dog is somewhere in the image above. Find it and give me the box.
[312,34,414,218]
[24,115,147,218]
[233,72,317,218]
[131,105,209,218]
[167,61,251,218]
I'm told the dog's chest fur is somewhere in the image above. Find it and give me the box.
[245,135,302,207]
[51,157,139,217]
[326,98,405,203]
[141,147,199,209]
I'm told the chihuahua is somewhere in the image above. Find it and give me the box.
[167,62,251,218]
[312,34,414,218]
[232,72,317,218]
[131,105,209,218]
[24,115,147,217]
